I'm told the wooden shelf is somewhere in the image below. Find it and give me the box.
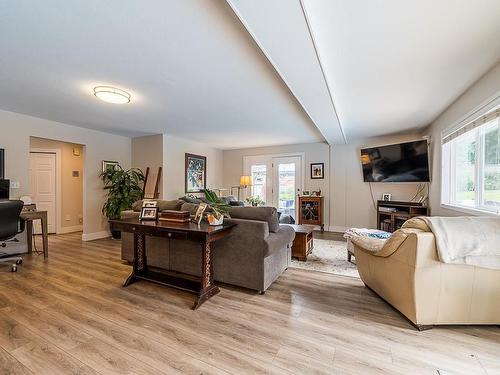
[377,200,428,232]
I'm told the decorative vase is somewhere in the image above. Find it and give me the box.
[207,214,224,226]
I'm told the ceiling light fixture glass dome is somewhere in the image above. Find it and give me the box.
[93,86,131,104]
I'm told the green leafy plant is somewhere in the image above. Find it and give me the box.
[246,196,265,207]
[203,189,231,219]
[100,166,145,220]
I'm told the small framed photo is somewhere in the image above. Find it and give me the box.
[193,203,207,225]
[382,193,392,201]
[142,200,157,208]
[102,160,119,173]
[140,207,159,221]
[310,163,324,179]
[302,190,311,196]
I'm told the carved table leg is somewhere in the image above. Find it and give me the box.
[26,220,33,254]
[41,212,49,258]
[124,233,146,287]
[193,239,220,310]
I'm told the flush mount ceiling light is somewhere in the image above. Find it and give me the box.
[93,86,131,104]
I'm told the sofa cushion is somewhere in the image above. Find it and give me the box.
[180,202,200,215]
[132,199,184,212]
[229,206,280,233]
[179,195,204,204]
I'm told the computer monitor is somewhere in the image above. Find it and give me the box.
[0,179,9,200]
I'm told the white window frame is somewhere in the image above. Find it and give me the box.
[441,93,500,216]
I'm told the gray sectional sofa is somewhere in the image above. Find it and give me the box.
[120,200,295,293]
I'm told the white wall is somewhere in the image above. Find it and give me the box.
[0,109,131,240]
[222,138,428,231]
[162,134,223,200]
[223,142,330,226]
[426,62,500,217]
[132,134,164,198]
[330,134,426,231]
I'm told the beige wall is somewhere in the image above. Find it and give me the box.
[163,134,223,200]
[223,142,330,226]
[30,137,84,230]
[330,134,426,231]
[426,62,500,217]
[132,134,163,198]
[0,109,131,240]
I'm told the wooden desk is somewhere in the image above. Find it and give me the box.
[20,210,49,258]
[109,218,236,309]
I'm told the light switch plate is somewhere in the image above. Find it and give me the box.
[10,181,20,189]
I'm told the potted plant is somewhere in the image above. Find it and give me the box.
[101,166,144,238]
[245,196,265,207]
[203,189,231,225]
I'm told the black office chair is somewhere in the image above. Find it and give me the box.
[0,200,25,272]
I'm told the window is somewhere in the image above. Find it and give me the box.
[442,105,500,214]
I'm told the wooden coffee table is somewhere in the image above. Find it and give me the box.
[286,224,315,261]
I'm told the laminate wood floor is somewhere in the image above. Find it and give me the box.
[0,233,498,375]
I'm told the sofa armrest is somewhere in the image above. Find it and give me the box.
[264,226,295,257]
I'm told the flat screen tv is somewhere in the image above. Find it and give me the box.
[360,140,430,182]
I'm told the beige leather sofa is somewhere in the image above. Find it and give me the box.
[353,229,500,329]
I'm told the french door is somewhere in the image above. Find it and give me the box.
[244,155,302,220]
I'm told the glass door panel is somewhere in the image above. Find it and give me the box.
[251,164,267,204]
[272,156,302,221]
[277,163,296,218]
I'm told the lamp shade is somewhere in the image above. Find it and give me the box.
[239,175,253,187]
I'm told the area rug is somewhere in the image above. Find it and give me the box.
[290,238,359,278]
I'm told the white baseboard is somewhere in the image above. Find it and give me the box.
[82,230,111,242]
[58,225,83,234]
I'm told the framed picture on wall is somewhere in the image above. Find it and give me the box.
[102,160,119,173]
[310,163,324,179]
[185,153,207,193]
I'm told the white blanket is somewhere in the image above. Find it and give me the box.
[407,216,500,270]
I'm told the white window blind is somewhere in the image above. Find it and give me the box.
[443,105,499,144]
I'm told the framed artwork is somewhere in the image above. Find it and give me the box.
[310,163,324,179]
[142,200,157,208]
[382,193,392,201]
[185,153,206,193]
[102,160,119,173]
[140,206,159,221]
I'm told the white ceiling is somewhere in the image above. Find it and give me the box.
[302,0,500,139]
[1,1,499,148]
[0,0,324,149]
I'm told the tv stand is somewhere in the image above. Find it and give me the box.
[377,200,428,233]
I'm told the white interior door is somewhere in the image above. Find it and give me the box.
[30,152,56,233]
[272,156,301,220]
[244,155,302,220]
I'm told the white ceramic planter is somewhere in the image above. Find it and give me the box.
[207,214,224,226]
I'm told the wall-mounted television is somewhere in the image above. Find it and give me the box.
[360,140,430,182]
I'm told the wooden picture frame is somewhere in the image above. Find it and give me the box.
[139,206,159,221]
[185,153,207,193]
[102,160,119,173]
[310,163,324,179]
